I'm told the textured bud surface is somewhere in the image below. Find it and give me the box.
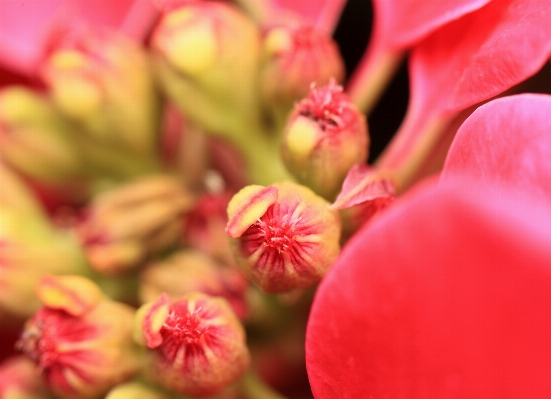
[137,292,250,397]
[282,81,369,200]
[227,181,341,293]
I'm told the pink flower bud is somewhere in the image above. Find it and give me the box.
[16,276,140,399]
[134,292,250,397]
[181,191,236,266]
[260,24,345,126]
[139,249,250,320]
[281,80,369,200]
[0,356,52,399]
[331,163,397,240]
[225,181,341,293]
[76,175,195,275]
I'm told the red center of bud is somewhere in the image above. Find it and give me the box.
[17,309,99,393]
[297,80,352,131]
[156,300,226,369]
[240,202,317,273]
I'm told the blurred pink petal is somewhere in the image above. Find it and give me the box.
[377,0,551,185]
[347,0,489,111]
[442,94,551,202]
[0,0,157,75]
[306,177,551,398]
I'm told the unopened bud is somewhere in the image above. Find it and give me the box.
[332,163,396,240]
[226,181,341,293]
[0,356,52,399]
[281,80,369,200]
[0,87,85,184]
[134,292,250,397]
[139,250,249,320]
[260,24,345,126]
[0,207,88,323]
[151,1,261,135]
[77,175,195,275]
[17,276,140,399]
[41,27,162,172]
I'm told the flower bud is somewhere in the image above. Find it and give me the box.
[16,276,140,399]
[182,191,236,265]
[139,249,249,320]
[41,27,162,175]
[76,175,195,275]
[225,181,341,293]
[0,356,53,399]
[151,1,261,135]
[331,163,396,240]
[281,80,369,200]
[259,24,345,127]
[0,87,85,184]
[0,206,88,324]
[134,292,250,397]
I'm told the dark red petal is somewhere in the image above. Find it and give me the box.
[306,179,551,399]
[373,0,489,49]
[411,0,551,114]
[442,94,551,203]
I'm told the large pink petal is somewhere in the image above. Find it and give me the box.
[0,0,157,75]
[411,0,551,115]
[375,0,551,184]
[306,178,551,399]
[373,0,490,50]
[442,94,551,202]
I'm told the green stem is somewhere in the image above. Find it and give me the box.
[239,370,289,399]
[346,45,404,116]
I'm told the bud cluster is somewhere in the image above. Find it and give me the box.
[0,0,390,398]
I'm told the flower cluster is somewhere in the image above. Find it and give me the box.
[1,0,551,398]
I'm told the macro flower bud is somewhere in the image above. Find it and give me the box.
[0,87,85,184]
[76,175,195,275]
[225,181,341,293]
[134,292,250,397]
[281,80,369,200]
[16,276,140,399]
[151,1,261,135]
[139,249,249,320]
[331,163,397,240]
[41,27,161,175]
[0,202,88,323]
[260,24,345,127]
[182,191,236,265]
[0,356,52,399]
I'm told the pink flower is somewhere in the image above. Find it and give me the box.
[306,94,551,397]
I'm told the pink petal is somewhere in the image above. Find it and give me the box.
[331,163,395,210]
[376,0,551,179]
[306,178,551,398]
[411,0,551,115]
[0,0,157,75]
[442,94,551,202]
[373,0,490,49]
